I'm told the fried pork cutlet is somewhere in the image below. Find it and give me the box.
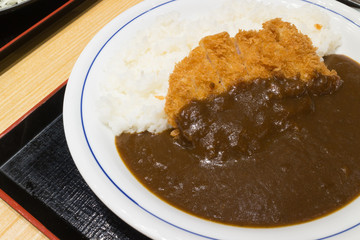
[165,18,339,127]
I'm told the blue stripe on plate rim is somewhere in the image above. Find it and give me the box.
[79,0,360,239]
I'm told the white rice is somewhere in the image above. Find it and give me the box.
[97,0,341,135]
[0,0,28,9]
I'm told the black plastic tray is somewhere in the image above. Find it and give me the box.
[0,0,86,60]
[0,86,150,239]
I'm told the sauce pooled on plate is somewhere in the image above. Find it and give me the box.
[116,55,360,227]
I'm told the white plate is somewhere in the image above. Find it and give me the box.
[63,0,360,239]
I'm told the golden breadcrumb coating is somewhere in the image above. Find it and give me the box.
[200,32,246,89]
[165,18,338,127]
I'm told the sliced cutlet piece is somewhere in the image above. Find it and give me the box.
[234,18,338,81]
[234,28,274,80]
[200,32,247,89]
[165,46,224,127]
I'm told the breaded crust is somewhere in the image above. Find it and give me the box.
[165,18,338,127]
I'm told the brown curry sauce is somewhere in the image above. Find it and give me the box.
[116,54,360,227]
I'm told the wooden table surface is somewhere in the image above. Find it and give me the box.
[0,0,141,239]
